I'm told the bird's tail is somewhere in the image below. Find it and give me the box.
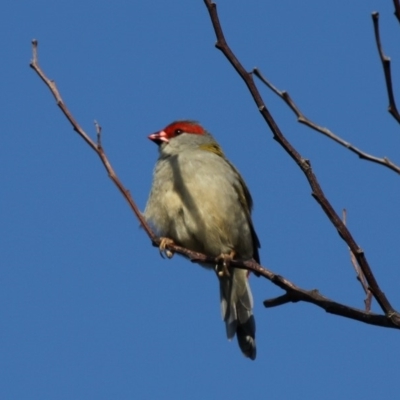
[219,268,256,360]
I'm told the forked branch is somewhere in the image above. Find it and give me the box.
[203,0,400,326]
[252,68,400,174]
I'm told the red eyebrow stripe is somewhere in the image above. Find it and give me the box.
[164,121,205,136]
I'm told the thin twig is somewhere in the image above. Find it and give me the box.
[94,120,102,148]
[372,12,400,124]
[262,287,390,328]
[252,68,400,174]
[29,39,155,243]
[393,0,400,24]
[203,0,400,325]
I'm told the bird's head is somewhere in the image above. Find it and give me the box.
[148,120,205,145]
[148,120,224,157]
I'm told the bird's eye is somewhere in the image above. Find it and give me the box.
[174,129,183,135]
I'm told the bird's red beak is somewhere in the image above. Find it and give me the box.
[148,130,169,146]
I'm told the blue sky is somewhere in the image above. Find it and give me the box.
[2,1,400,399]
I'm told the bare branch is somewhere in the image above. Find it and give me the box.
[169,249,400,330]
[252,68,400,174]
[29,39,156,243]
[262,285,393,329]
[372,12,400,123]
[203,0,400,324]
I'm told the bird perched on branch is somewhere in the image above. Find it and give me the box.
[144,120,260,360]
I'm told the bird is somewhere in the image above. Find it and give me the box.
[144,120,260,360]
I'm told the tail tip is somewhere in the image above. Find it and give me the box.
[238,334,256,360]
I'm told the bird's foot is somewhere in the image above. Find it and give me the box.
[159,237,175,259]
[215,251,236,277]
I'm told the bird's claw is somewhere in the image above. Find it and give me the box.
[159,237,175,259]
[215,251,236,277]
